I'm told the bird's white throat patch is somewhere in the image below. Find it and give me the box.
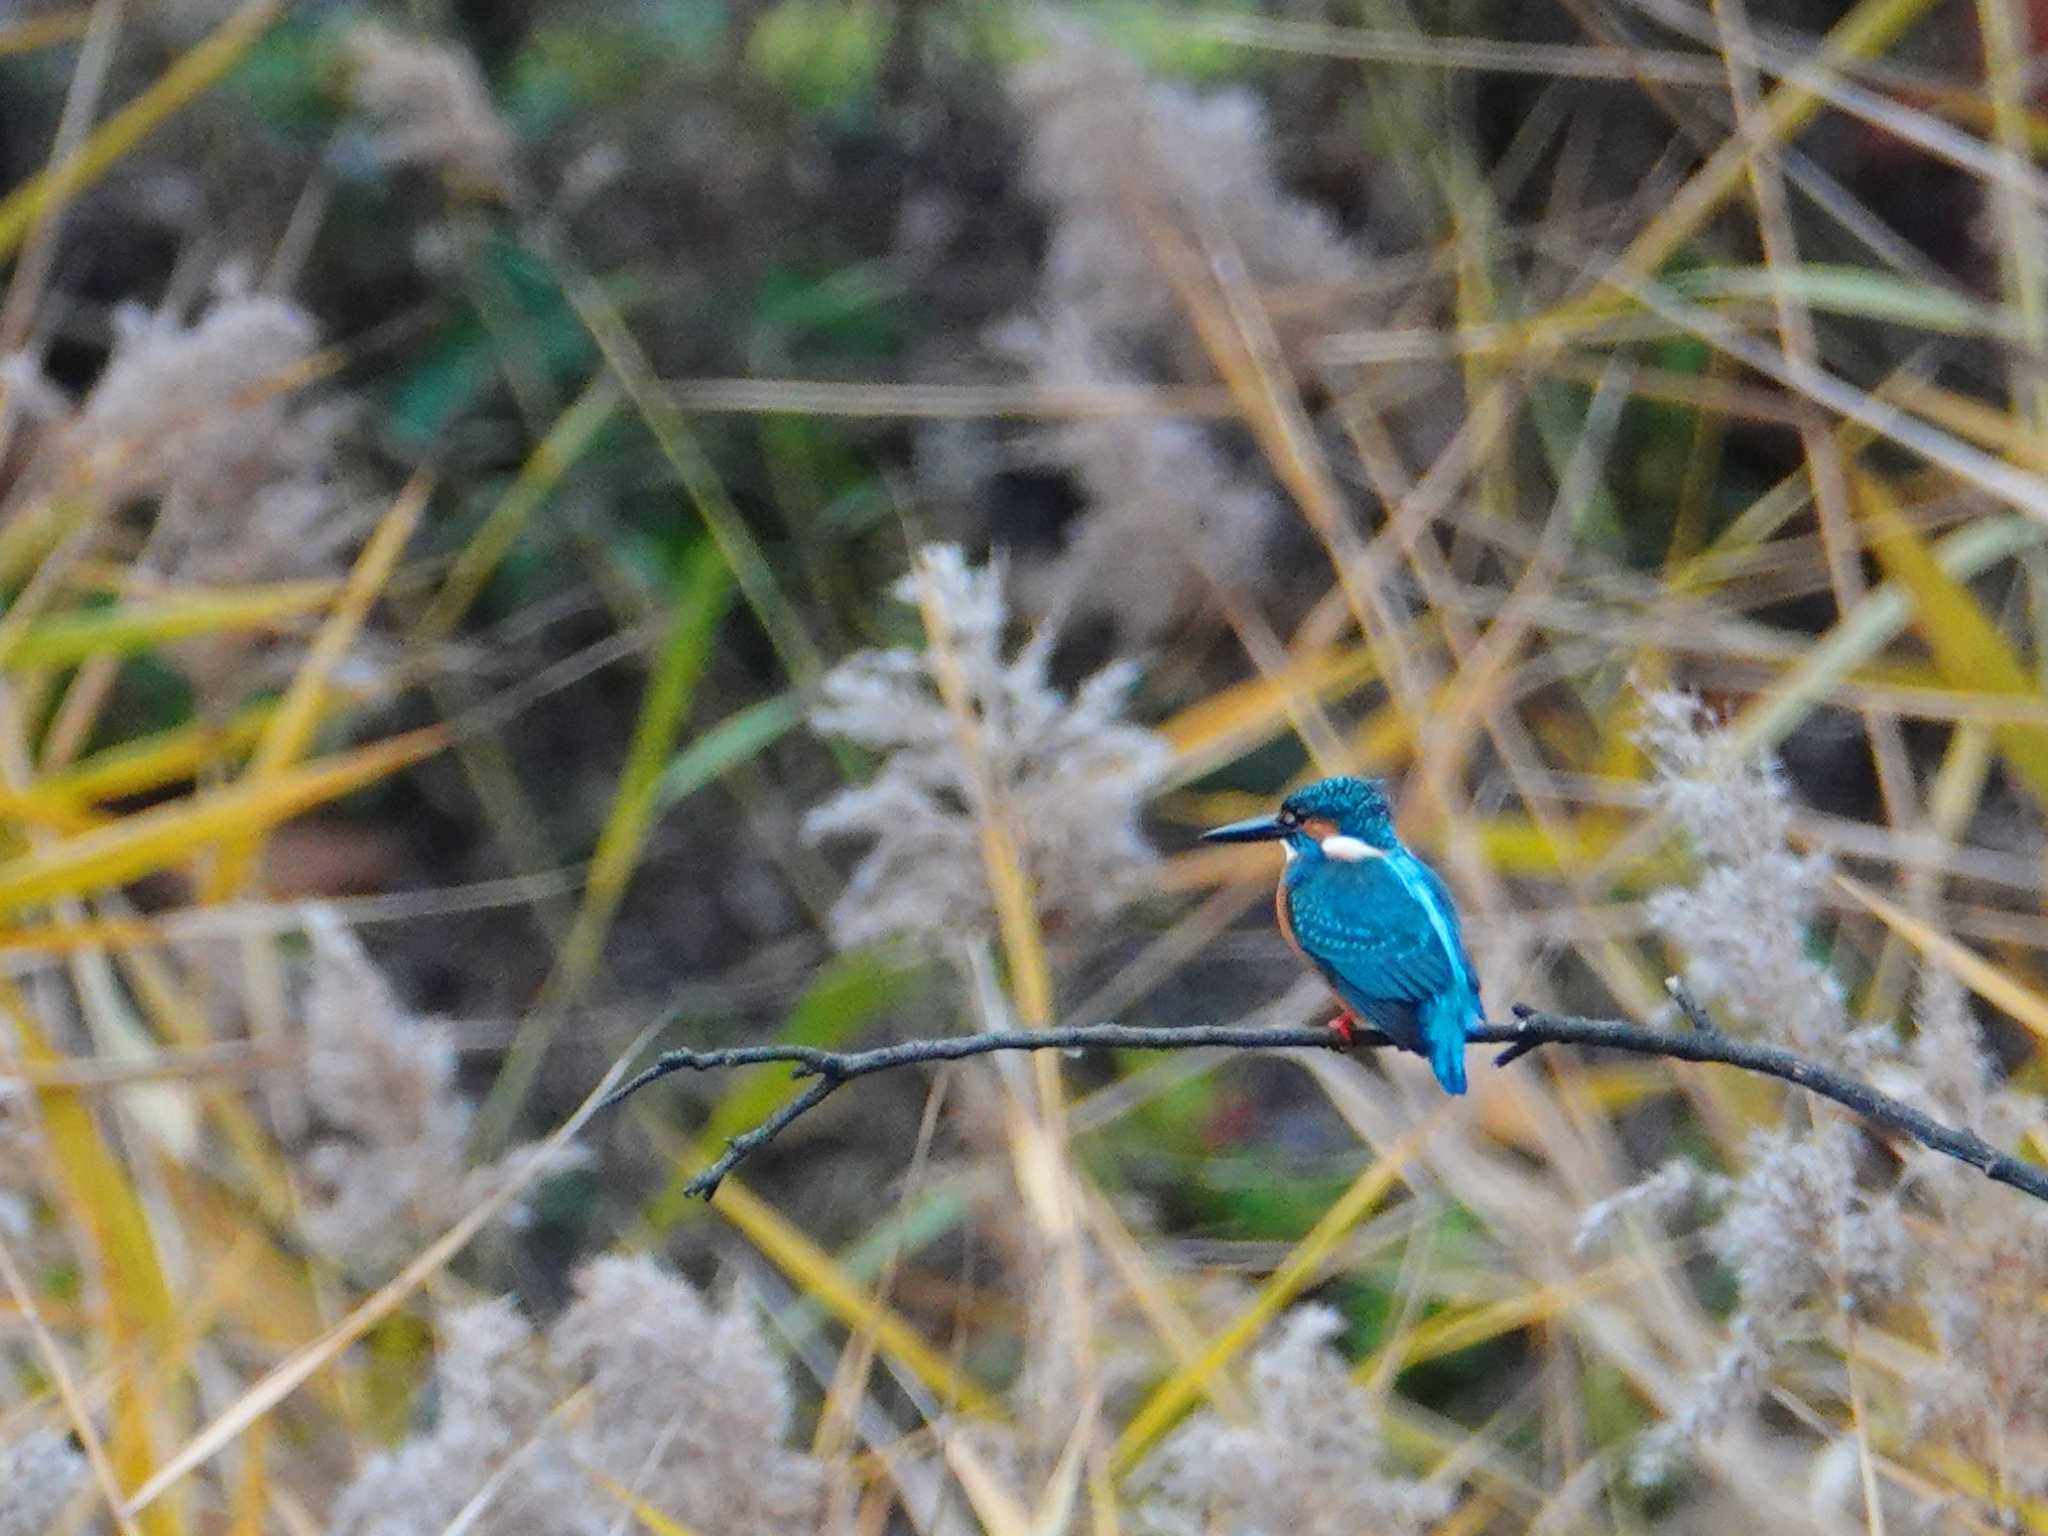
[1319,834,1384,862]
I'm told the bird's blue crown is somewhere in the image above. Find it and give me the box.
[1277,776,1396,845]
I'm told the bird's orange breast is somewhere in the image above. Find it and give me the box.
[1275,876,1304,963]
[1277,871,1355,1019]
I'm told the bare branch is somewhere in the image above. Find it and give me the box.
[603,1007,2048,1204]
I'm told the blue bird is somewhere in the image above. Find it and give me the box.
[1202,776,1482,1094]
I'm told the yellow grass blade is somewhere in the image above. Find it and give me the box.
[564,267,824,683]
[0,0,282,262]
[1857,472,2048,807]
[708,1175,1002,1417]
[622,1097,1000,1418]
[1882,374,2048,473]
[0,581,338,670]
[1519,0,1940,350]
[0,727,443,917]
[0,1227,144,1536]
[3,978,181,1533]
[1112,1115,1434,1471]
[155,1166,351,1424]
[1430,1496,1493,1536]
[472,547,733,1149]
[1976,0,2048,432]
[1472,814,1625,878]
[31,699,293,810]
[553,547,733,993]
[243,480,428,783]
[1143,200,1420,741]
[417,375,619,641]
[0,913,220,956]
[121,1035,645,1517]
[205,473,431,899]
[1836,873,2048,1043]
[1918,1450,2048,1531]
[584,1465,703,1536]
[1729,514,2046,761]
[0,784,106,835]
[226,1419,267,1536]
[1368,1257,1660,1377]
[1155,642,1378,788]
[1079,1187,1249,1420]
[940,1432,1035,1536]
[0,10,91,57]
[10,684,348,834]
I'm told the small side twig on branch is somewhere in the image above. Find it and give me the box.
[602,1007,2048,1204]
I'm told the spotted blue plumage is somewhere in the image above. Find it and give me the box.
[1202,776,1482,1094]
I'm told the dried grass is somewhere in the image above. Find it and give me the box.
[2,4,2047,1534]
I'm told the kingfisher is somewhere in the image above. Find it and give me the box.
[1202,775,1482,1094]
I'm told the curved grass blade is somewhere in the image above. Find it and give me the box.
[0,728,443,917]
[653,693,802,812]
[1858,472,2048,808]
[0,581,338,670]
[0,0,282,262]
[121,1030,649,1517]
[472,547,734,1150]
[1111,1114,1436,1472]
[204,473,431,900]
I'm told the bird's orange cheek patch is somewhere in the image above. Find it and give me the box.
[1301,816,1338,842]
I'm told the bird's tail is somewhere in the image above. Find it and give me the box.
[1422,991,1471,1096]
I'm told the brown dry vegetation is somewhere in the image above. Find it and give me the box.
[3,0,2048,1531]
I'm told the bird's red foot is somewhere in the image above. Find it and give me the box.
[1327,1011,1357,1047]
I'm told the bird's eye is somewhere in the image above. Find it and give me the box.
[1278,808,1299,827]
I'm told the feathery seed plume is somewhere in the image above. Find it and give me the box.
[918,21,1359,639]
[342,22,517,198]
[804,542,1169,950]
[329,1255,844,1535]
[0,1429,85,1536]
[1132,1305,1451,1536]
[293,911,580,1274]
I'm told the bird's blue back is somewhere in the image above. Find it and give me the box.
[1283,847,1481,1093]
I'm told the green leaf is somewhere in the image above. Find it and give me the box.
[229,11,341,140]
[645,0,732,56]
[655,694,803,810]
[1670,264,1995,336]
[1091,0,1260,80]
[746,0,889,115]
[751,265,906,362]
[471,545,735,1149]
[385,238,595,449]
[705,948,925,1145]
[385,314,498,450]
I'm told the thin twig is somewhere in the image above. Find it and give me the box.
[1664,974,1718,1031]
[605,1009,2048,1205]
[685,1075,843,1197]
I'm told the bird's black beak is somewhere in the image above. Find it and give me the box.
[1200,813,1289,844]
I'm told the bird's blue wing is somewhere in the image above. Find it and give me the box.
[1284,859,1457,1005]
[1414,858,1480,1000]
[1285,853,1478,1094]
